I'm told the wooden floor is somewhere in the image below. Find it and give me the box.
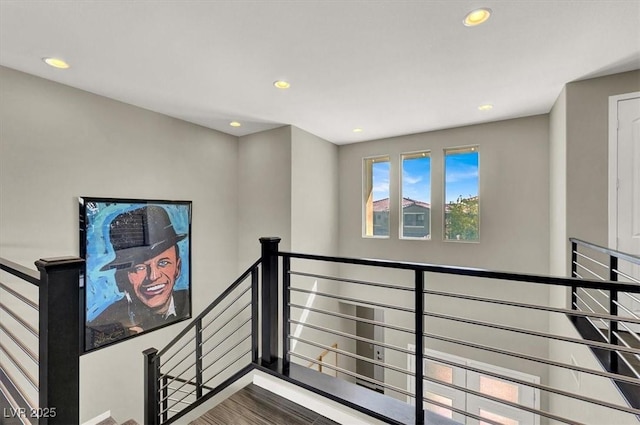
[189,384,340,425]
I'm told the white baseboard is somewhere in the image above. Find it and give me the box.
[253,371,387,425]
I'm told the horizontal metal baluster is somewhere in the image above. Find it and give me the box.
[160,357,198,392]
[290,336,413,377]
[615,323,640,346]
[422,311,640,356]
[159,333,197,370]
[0,302,38,337]
[0,282,38,310]
[200,334,251,376]
[573,262,606,280]
[160,336,198,379]
[161,348,252,415]
[612,300,640,319]
[289,319,413,355]
[0,341,38,390]
[422,288,640,325]
[420,395,505,425]
[201,286,251,331]
[200,319,251,360]
[289,270,413,291]
[574,251,609,270]
[0,323,38,364]
[423,331,640,385]
[0,366,37,410]
[200,302,251,346]
[291,352,412,398]
[290,287,414,313]
[576,289,608,313]
[200,348,252,389]
[613,269,640,284]
[624,292,640,305]
[289,302,414,334]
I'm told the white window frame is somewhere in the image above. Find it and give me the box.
[443,145,480,243]
[363,155,391,238]
[400,151,432,240]
[407,345,539,425]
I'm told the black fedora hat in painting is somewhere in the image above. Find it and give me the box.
[100,205,187,271]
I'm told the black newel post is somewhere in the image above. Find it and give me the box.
[35,257,83,425]
[609,255,619,373]
[260,237,281,366]
[570,241,578,310]
[415,270,425,425]
[143,348,160,425]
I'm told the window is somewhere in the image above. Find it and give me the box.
[401,152,431,239]
[363,156,390,237]
[444,146,479,241]
[408,347,539,425]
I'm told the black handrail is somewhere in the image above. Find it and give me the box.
[281,251,640,293]
[0,257,40,286]
[570,237,640,266]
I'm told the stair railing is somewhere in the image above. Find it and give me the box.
[143,257,262,424]
[570,238,640,397]
[145,237,640,425]
[0,256,84,425]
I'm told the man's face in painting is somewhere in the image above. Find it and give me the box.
[127,246,181,314]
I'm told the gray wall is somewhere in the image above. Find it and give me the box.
[0,66,240,423]
[338,115,550,272]
[337,115,551,403]
[547,70,640,425]
[237,126,292,269]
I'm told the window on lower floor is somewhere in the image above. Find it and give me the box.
[408,347,539,425]
[363,155,390,237]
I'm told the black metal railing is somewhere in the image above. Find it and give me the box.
[143,258,261,424]
[570,238,640,403]
[145,238,640,425]
[0,256,84,425]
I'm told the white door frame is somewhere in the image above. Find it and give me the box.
[608,91,640,250]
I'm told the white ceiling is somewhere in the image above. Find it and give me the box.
[1,1,639,145]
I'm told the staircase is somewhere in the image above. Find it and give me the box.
[143,237,640,425]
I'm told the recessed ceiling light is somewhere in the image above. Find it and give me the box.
[353,128,363,133]
[463,8,492,27]
[230,121,241,127]
[273,80,291,89]
[478,104,494,111]
[43,57,70,69]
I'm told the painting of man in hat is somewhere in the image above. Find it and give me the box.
[82,199,192,350]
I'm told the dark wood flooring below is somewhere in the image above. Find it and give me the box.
[189,384,340,425]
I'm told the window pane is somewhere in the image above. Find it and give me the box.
[401,152,431,239]
[479,376,519,403]
[363,156,390,237]
[426,362,453,384]
[444,147,479,241]
[425,392,453,419]
[480,409,519,425]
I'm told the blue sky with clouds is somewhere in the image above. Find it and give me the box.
[445,151,478,203]
[371,151,478,203]
[402,156,431,203]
